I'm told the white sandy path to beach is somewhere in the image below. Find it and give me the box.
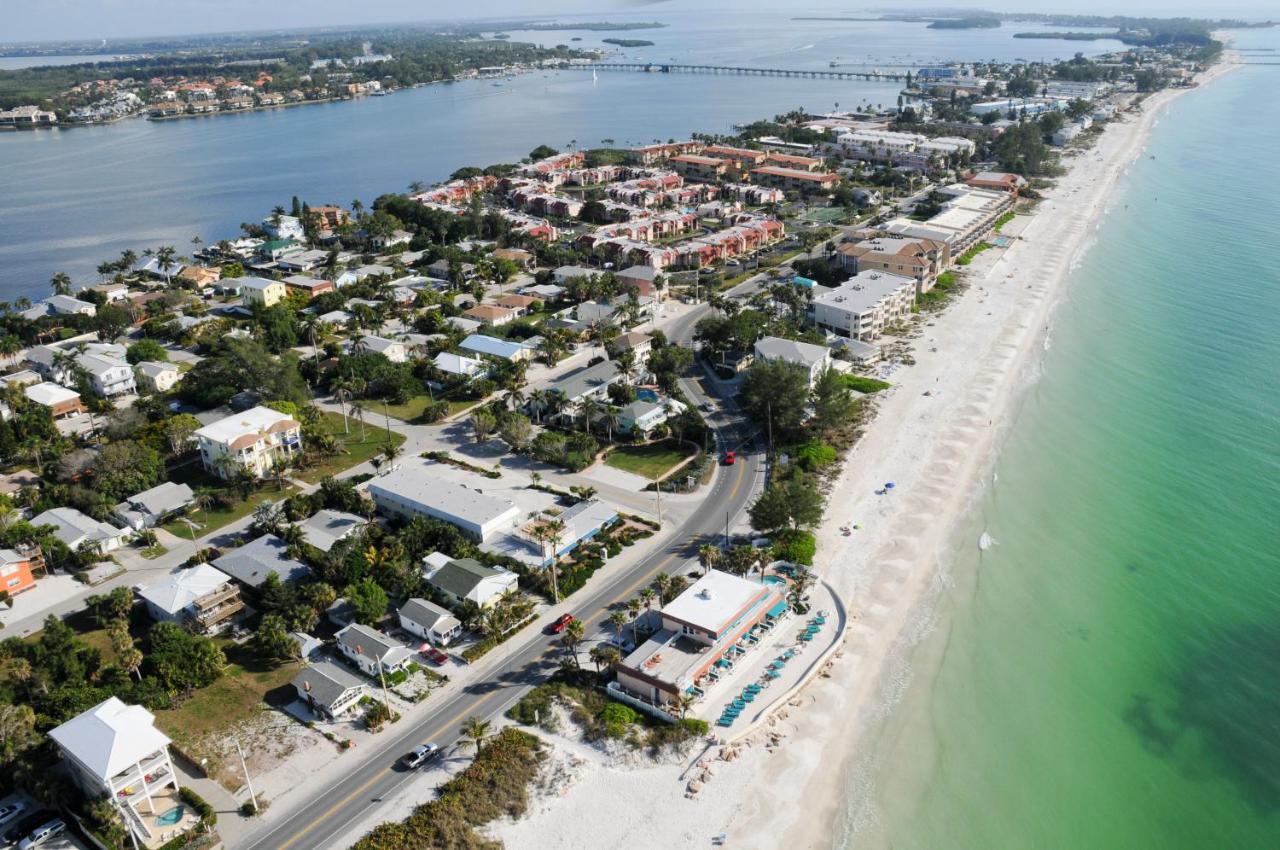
[421,58,1241,850]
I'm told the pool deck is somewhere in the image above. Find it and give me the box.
[138,787,203,848]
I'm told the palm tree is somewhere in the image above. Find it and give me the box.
[603,404,622,443]
[639,586,657,616]
[560,618,586,669]
[653,572,673,606]
[459,716,492,756]
[156,246,177,285]
[350,401,367,440]
[527,388,549,424]
[331,378,356,434]
[698,543,721,575]
[49,272,73,296]
[380,443,402,467]
[607,610,628,646]
[578,397,603,434]
[626,597,643,644]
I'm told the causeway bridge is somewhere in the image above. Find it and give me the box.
[577,62,908,82]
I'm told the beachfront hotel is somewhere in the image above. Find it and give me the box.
[613,570,786,712]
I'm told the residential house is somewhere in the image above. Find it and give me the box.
[75,352,136,397]
[462,304,518,327]
[47,294,98,316]
[212,534,311,588]
[609,331,654,371]
[367,464,520,541]
[0,546,42,597]
[423,556,519,608]
[522,283,566,302]
[91,282,131,303]
[493,294,539,316]
[282,274,335,300]
[433,351,486,379]
[177,266,221,290]
[809,270,915,341]
[48,698,181,846]
[752,336,832,388]
[262,214,306,241]
[358,335,409,363]
[113,481,195,530]
[398,598,463,647]
[295,509,365,553]
[459,334,530,363]
[137,564,244,633]
[134,361,181,393]
[32,507,129,553]
[240,276,286,308]
[552,265,598,286]
[269,248,328,271]
[291,661,366,719]
[336,264,396,288]
[491,247,533,269]
[617,266,663,301]
[24,381,86,418]
[540,359,622,419]
[614,570,786,709]
[194,406,302,479]
[618,399,680,437]
[335,623,414,677]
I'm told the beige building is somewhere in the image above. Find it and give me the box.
[240,275,286,308]
[811,270,915,341]
[838,236,950,294]
[194,406,302,479]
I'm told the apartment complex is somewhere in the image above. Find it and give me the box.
[837,236,950,293]
[811,270,916,341]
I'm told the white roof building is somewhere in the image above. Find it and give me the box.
[32,507,129,553]
[752,336,832,387]
[810,271,915,342]
[368,463,520,541]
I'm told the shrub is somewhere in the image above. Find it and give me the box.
[842,375,891,394]
[774,529,817,566]
[791,441,838,471]
[179,786,216,826]
[600,701,638,737]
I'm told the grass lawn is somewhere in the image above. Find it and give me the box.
[161,469,298,539]
[605,440,697,481]
[294,410,406,484]
[154,641,299,756]
[139,544,168,559]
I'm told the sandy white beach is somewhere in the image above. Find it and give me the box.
[461,53,1243,850]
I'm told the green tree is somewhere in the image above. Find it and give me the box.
[470,408,498,443]
[738,358,811,444]
[344,577,389,626]
[498,413,532,451]
[254,614,299,663]
[459,715,492,756]
[126,338,168,364]
[811,367,857,440]
[91,440,165,502]
[147,621,226,690]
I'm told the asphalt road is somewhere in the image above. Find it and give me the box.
[239,296,765,850]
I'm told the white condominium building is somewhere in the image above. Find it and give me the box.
[811,271,916,341]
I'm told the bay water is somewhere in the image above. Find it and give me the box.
[845,29,1280,850]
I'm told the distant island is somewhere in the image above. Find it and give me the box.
[928,17,1001,30]
[602,39,655,48]
[1014,32,1118,41]
[498,21,666,32]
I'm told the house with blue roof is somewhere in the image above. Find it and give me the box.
[459,334,532,363]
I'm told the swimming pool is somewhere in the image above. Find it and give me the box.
[155,805,185,827]
[763,576,787,586]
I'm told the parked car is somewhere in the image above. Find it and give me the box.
[548,613,575,634]
[422,647,449,666]
[722,450,736,465]
[17,816,66,850]
[4,811,53,845]
[402,743,439,769]
[0,802,27,827]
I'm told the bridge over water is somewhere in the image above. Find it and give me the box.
[575,62,909,82]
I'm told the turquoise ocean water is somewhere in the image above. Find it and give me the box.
[846,31,1280,850]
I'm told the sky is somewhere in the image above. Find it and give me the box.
[4,0,1274,44]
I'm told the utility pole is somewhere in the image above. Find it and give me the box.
[235,737,257,812]
[725,511,730,550]
[654,478,663,527]
[382,399,392,435]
